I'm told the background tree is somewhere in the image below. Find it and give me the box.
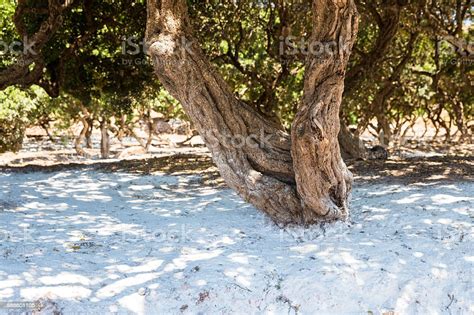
[0,0,168,156]
[2,0,471,154]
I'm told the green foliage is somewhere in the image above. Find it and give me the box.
[0,0,472,153]
[0,0,16,68]
[0,86,46,152]
[190,0,310,127]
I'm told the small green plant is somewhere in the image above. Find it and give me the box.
[0,87,35,152]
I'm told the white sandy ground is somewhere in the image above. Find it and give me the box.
[0,169,472,315]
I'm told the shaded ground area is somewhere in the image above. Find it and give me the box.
[348,156,473,185]
[0,154,222,187]
[1,153,472,186]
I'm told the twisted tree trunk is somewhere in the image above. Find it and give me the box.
[145,0,358,224]
[291,1,357,220]
[74,117,89,157]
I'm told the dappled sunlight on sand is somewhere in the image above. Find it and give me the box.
[0,169,472,314]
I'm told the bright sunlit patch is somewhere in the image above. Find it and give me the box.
[38,272,92,286]
[96,273,160,298]
[118,293,146,315]
[0,279,24,289]
[195,279,207,286]
[367,185,406,195]
[437,218,453,225]
[464,256,474,262]
[431,194,472,205]
[108,259,164,274]
[0,286,13,298]
[159,247,174,253]
[224,267,254,288]
[340,252,362,268]
[129,185,154,191]
[73,193,112,202]
[431,267,448,279]
[394,194,424,204]
[290,244,319,254]
[365,214,386,221]
[228,253,251,264]
[21,285,92,300]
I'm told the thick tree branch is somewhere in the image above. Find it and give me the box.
[0,0,75,91]
[344,0,406,96]
[145,0,304,224]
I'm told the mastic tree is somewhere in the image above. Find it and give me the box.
[145,0,358,224]
[1,0,472,223]
[2,1,470,152]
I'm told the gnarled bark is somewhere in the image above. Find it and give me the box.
[145,0,357,224]
[291,0,357,220]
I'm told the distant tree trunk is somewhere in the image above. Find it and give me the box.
[117,115,126,142]
[100,118,110,159]
[40,121,55,143]
[339,122,367,160]
[75,117,88,156]
[145,0,358,224]
[75,105,92,155]
[85,117,94,148]
[128,127,148,149]
[145,109,154,151]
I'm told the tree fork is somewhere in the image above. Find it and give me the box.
[145,0,357,224]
